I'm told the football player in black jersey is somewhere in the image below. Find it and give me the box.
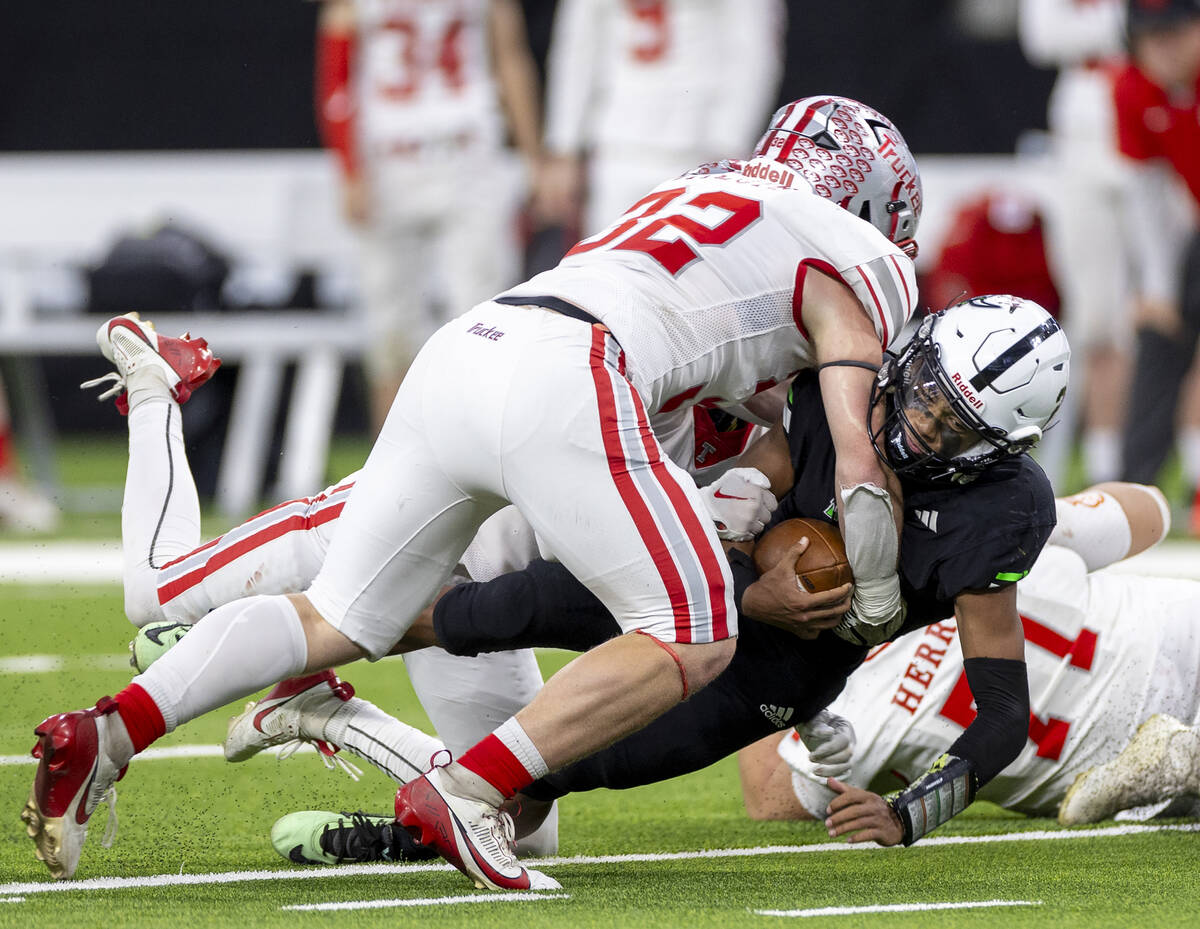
[275,293,1071,857]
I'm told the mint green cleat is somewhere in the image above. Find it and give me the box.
[271,810,437,865]
[128,621,193,674]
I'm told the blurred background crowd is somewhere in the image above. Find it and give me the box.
[2,0,1199,535]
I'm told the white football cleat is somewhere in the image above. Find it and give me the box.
[1058,714,1200,826]
[82,312,221,413]
[394,765,561,891]
[224,671,356,766]
[21,697,129,880]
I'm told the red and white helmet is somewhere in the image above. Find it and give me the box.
[753,96,922,257]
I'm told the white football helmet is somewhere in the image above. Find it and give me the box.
[753,95,922,257]
[871,295,1071,483]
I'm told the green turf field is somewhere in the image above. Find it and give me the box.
[1,585,1198,928]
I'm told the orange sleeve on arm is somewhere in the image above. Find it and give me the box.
[316,29,360,178]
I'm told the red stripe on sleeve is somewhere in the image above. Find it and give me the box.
[316,30,359,178]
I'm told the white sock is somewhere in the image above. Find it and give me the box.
[493,717,550,781]
[324,696,445,784]
[125,366,172,413]
[1179,428,1200,486]
[122,393,201,627]
[1083,429,1121,484]
[133,594,308,731]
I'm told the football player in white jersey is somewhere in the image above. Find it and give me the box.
[317,0,544,429]
[539,0,786,235]
[28,95,921,889]
[740,481,1200,828]
[1019,0,1133,485]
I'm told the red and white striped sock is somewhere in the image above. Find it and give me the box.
[450,718,549,801]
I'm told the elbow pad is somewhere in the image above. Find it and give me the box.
[948,657,1030,786]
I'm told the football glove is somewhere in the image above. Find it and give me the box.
[699,468,778,541]
[794,709,856,780]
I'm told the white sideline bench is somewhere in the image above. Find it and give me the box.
[0,151,364,518]
[0,151,1057,518]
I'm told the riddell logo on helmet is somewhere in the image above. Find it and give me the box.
[741,162,795,188]
[951,372,984,410]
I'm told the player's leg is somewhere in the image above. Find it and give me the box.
[395,313,736,889]
[80,314,220,628]
[24,325,499,879]
[1120,229,1200,485]
[150,475,356,627]
[1048,481,1170,571]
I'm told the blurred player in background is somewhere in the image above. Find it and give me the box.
[0,381,59,533]
[1116,0,1200,530]
[30,95,923,887]
[740,481,1200,827]
[1019,0,1131,486]
[316,0,544,429]
[538,0,786,238]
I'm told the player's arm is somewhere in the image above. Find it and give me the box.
[802,267,905,633]
[825,585,1028,846]
[697,419,850,636]
[315,0,366,224]
[739,732,814,821]
[488,0,544,175]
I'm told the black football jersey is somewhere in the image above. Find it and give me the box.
[776,371,1056,636]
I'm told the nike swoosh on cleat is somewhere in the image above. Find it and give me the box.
[252,702,287,732]
[74,759,100,825]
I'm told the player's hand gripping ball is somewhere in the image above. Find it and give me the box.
[752,518,853,592]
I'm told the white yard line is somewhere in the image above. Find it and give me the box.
[755,899,1042,918]
[1,823,1196,897]
[0,542,122,584]
[0,654,130,674]
[0,744,305,766]
[282,892,570,911]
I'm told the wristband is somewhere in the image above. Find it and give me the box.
[885,753,977,846]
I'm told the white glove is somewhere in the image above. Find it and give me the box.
[794,709,856,780]
[699,467,778,541]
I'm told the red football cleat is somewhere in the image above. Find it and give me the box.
[82,312,221,413]
[394,765,560,891]
[21,698,129,880]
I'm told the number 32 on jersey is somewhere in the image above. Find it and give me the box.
[567,187,763,275]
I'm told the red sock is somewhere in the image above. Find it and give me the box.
[112,683,166,753]
[0,426,12,475]
[456,734,535,798]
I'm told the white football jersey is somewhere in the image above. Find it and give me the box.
[353,0,504,159]
[544,0,785,159]
[500,159,917,415]
[782,545,1200,817]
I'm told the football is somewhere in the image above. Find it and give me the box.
[752,517,853,592]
